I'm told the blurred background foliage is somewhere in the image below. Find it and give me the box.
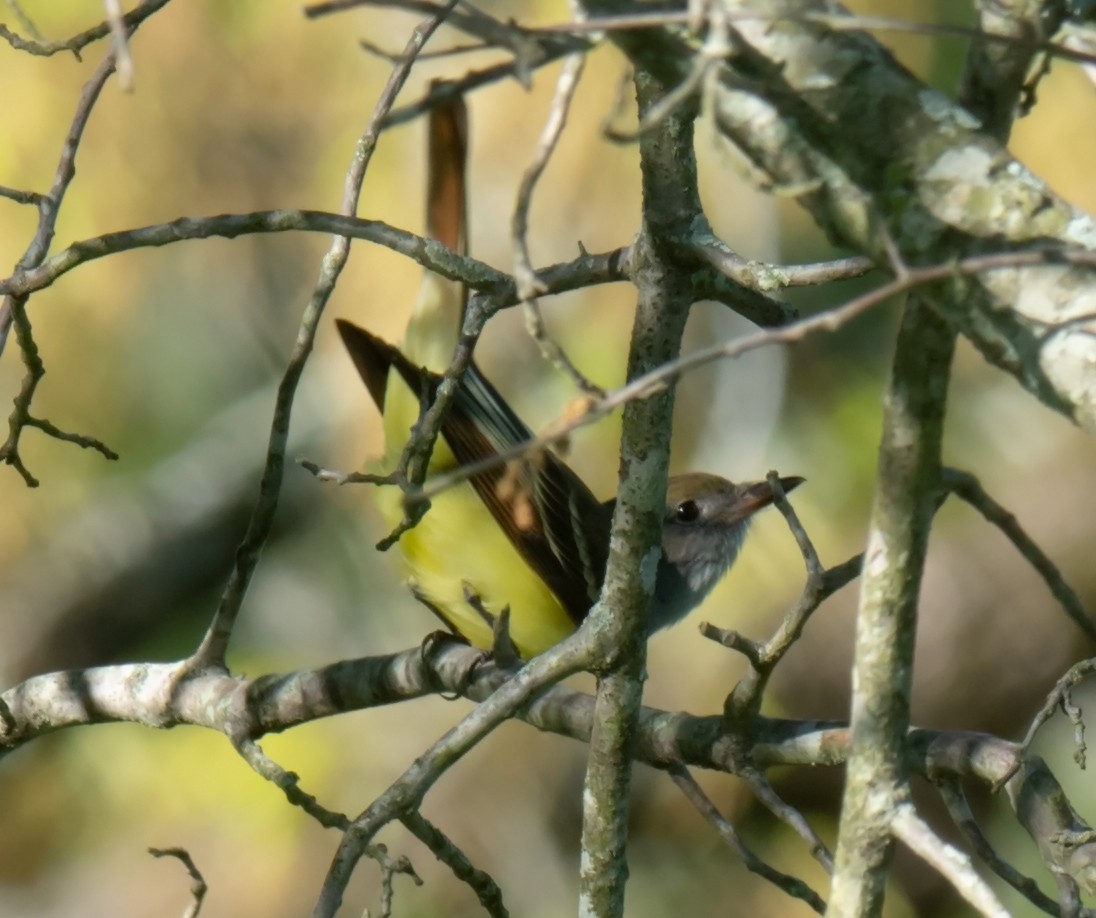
[1,1,1095,915]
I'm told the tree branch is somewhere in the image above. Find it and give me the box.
[829,300,955,912]
[577,67,698,917]
[581,0,1096,433]
[6,646,1096,898]
[191,2,457,669]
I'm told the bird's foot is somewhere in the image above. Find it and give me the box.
[462,583,521,669]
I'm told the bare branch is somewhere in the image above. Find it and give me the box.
[400,813,507,917]
[585,0,1096,431]
[741,767,833,874]
[830,300,955,911]
[312,631,592,917]
[942,467,1096,642]
[0,185,45,206]
[0,211,642,315]
[383,40,586,128]
[512,48,603,395]
[668,766,826,913]
[358,37,487,63]
[576,66,700,918]
[6,646,1096,897]
[892,802,1009,918]
[694,240,873,289]
[0,210,510,300]
[148,847,208,918]
[1015,658,1096,776]
[191,4,457,667]
[1,40,126,473]
[936,778,1062,916]
[538,7,1096,71]
[232,737,350,829]
[412,277,898,506]
[717,476,861,725]
[305,0,573,90]
[102,0,134,89]
[0,0,171,58]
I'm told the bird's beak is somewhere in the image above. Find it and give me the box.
[723,475,804,523]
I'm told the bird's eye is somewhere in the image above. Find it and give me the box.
[674,500,701,524]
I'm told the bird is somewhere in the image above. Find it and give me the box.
[337,318,803,658]
[337,90,801,658]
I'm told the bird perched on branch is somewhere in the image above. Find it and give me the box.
[337,90,801,658]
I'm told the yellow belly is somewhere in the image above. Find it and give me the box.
[377,371,575,658]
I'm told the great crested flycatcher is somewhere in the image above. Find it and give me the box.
[338,93,802,658]
[338,320,803,657]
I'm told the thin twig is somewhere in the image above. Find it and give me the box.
[103,0,134,89]
[0,0,170,58]
[383,39,586,127]
[307,0,555,87]
[190,1,457,667]
[668,766,826,913]
[400,812,507,917]
[6,645,1096,902]
[374,847,421,918]
[312,629,593,917]
[742,767,834,874]
[942,467,1096,642]
[359,37,486,63]
[1015,658,1096,775]
[148,847,208,918]
[318,0,591,126]
[512,47,603,396]
[405,241,1096,506]
[892,802,1009,917]
[232,737,350,829]
[695,242,874,288]
[25,414,118,460]
[718,531,860,725]
[0,185,45,206]
[0,212,628,309]
[768,470,823,578]
[4,0,43,41]
[1,42,127,479]
[936,778,1062,916]
[6,215,1095,317]
[298,461,386,486]
[603,52,713,143]
[713,472,846,723]
[2,41,124,335]
[606,4,734,146]
[532,8,1096,71]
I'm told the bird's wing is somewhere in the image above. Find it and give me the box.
[336,319,609,624]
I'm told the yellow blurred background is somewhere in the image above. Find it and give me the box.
[1,1,1095,915]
